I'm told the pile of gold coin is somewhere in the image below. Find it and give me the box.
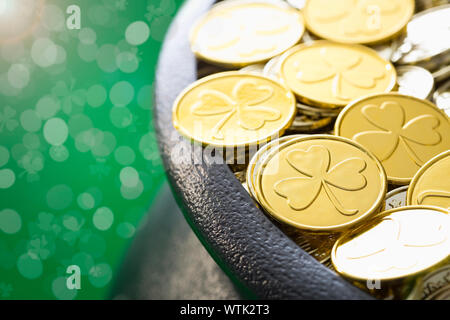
[172,0,450,300]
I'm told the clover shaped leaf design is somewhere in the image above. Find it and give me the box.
[274,145,367,216]
[190,79,281,140]
[353,101,441,167]
[205,10,290,58]
[295,49,385,101]
[417,190,450,210]
[344,216,447,272]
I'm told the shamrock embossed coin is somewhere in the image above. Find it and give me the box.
[172,72,297,148]
[190,0,305,67]
[303,0,415,45]
[335,93,450,184]
[407,150,450,211]
[246,134,305,199]
[332,206,450,284]
[280,41,397,108]
[255,135,387,231]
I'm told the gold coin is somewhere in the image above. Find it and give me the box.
[172,71,297,148]
[246,134,305,199]
[256,135,387,232]
[190,0,305,67]
[335,93,450,185]
[332,206,449,282]
[407,150,450,211]
[303,0,415,45]
[280,41,397,108]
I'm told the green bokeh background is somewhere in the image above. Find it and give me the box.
[0,0,183,299]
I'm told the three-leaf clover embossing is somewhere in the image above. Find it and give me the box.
[190,79,281,139]
[353,102,441,166]
[417,190,450,210]
[344,216,447,272]
[204,9,291,57]
[295,49,385,100]
[274,145,367,216]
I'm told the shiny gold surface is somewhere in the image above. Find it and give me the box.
[190,0,305,67]
[280,41,397,108]
[408,150,450,211]
[336,93,450,184]
[175,0,450,300]
[303,0,414,44]
[332,206,450,282]
[256,135,387,231]
[172,71,297,148]
[246,135,305,199]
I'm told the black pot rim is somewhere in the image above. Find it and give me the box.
[153,0,372,300]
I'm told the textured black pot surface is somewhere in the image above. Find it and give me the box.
[154,0,372,300]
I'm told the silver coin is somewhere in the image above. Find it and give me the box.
[285,0,306,9]
[371,41,397,61]
[385,186,409,210]
[286,114,333,133]
[433,79,450,116]
[301,30,319,44]
[433,65,450,83]
[396,65,435,100]
[425,284,450,300]
[418,265,450,300]
[263,54,284,82]
[392,5,450,71]
[240,63,265,74]
[297,103,341,118]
